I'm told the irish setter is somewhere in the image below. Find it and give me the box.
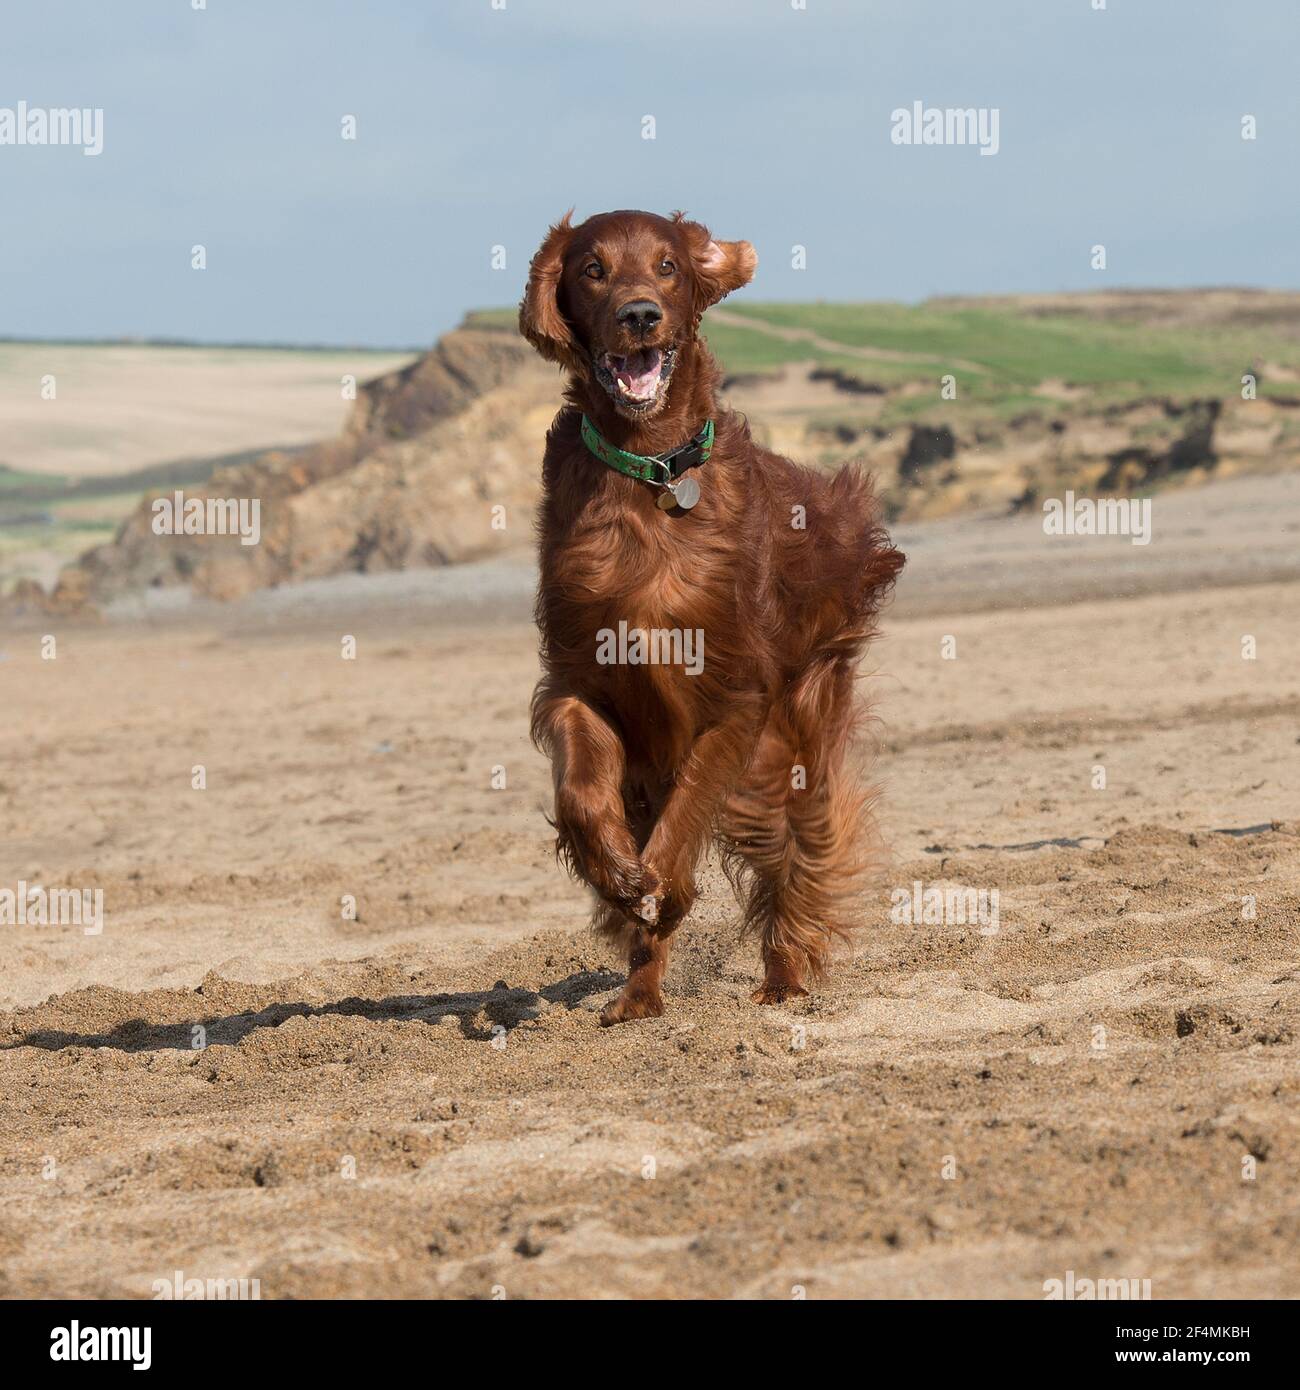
[520,209,904,1025]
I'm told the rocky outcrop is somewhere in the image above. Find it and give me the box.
[898,425,957,482]
[1097,400,1220,491]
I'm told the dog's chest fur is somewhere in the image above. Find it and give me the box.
[539,444,753,744]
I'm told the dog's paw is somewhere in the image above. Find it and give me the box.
[750,982,809,1006]
[599,991,666,1026]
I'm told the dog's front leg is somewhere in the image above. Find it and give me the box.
[533,693,645,916]
[637,706,764,929]
[596,710,761,1029]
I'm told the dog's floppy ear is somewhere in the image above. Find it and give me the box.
[677,215,757,327]
[519,211,577,365]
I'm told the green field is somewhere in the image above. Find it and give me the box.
[470,294,1300,427]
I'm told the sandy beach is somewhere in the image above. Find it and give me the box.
[1,469,1297,1299]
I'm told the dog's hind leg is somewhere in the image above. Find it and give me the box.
[758,751,871,1001]
[722,720,809,1003]
[724,659,873,1003]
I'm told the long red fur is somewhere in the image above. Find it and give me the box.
[520,209,904,1025]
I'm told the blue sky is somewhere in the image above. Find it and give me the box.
[1,0,1295,346]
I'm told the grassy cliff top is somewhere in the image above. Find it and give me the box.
[467,290,1300,414]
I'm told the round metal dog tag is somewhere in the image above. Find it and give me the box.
[671,477,701,510]
[656,488,677,510]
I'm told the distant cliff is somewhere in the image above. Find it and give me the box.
[16,322,557,613]
[10,290,1300,617]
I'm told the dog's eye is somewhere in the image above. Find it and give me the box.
[582,262,605,281]
[658,258,676,276]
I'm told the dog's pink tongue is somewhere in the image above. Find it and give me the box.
[616,350,660,397]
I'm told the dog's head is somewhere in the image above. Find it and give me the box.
[519,209,756,418]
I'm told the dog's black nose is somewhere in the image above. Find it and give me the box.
[616,299,663,333]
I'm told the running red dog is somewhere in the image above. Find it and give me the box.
[521,209,904,1025]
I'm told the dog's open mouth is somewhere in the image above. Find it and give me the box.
[593,346,676,411]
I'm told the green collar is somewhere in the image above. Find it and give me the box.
[579,415,714,485]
